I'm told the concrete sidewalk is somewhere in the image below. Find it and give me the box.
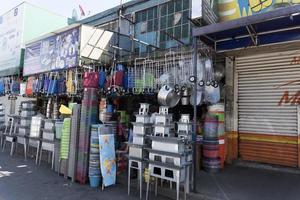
[195,162,300,200]
[0,150,168,200]
[1,148,300,200]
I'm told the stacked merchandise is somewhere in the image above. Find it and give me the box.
[89,125,101,187]
[59,118,71,176]
[0,103,5,129]
[29,116,44,150]
[99,98,112,123]
[54,120,63,172]
[42,119,55,141]
[68,104,81,181]
[202,108,221,173]
[40,119,56,168]
[128,103,152,199]
[116,110,128,174]
[129,103,152,159]
[76,88,98,184]
[18,101,36,147]
[176,114,193,162]
[147,106,192,200]
[202,104,225,172]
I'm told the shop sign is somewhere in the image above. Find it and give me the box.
[277,79,300,106]
[290,56,300,65]
[278,91,300,106]
[0,5,24,76]
[24,27,79,76]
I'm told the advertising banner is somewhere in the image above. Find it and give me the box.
[0,5,24,76]
[24,27,79,76]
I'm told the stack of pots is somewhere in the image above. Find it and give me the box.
[202,114,221,173]
[89,125,101,188]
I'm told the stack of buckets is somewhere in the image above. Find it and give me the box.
[99,98,113,123]
[202,103,225,173]
[76,88,99,184]
[89,125,101,187]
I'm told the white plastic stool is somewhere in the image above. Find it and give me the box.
[128,158,144,199]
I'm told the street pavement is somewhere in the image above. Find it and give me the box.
[1,147,300,200]
[0,149,169,200]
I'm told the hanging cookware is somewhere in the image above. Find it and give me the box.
[203,58,220,104]
[181,86,190,106]
[157,85,180,108]
[205,84,220,104]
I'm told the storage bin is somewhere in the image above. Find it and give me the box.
[89,176,100,188]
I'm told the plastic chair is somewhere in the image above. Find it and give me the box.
[2,115,20,156]
[38,119,56,169]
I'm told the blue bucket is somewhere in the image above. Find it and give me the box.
[106,105,113,113]
[89,176,100,188]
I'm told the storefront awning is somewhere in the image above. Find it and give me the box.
[192,5,300,53]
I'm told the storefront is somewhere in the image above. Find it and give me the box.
[0,2,68,120]
[193,4,300,167]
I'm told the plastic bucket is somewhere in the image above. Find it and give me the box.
[89,176,100,188]
[203,115,218,139]
[203,139,220,158]
[219,136,225,168]
[202,157,221,173]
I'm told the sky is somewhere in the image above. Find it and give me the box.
[0,0,131,18]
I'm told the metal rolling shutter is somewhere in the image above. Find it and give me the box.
[236,49,300,167]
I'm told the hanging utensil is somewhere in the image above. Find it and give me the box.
[157,85,180,108]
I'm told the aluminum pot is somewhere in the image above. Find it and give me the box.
[157,85,180,108]
[181,87,190,106]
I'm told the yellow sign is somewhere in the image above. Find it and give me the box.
[218,0,300,22]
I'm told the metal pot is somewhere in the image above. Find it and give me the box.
[158,85,180,108]
[181,87,190,106]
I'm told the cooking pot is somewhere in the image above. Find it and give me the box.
[181,87,190,106]
[158,85,180,108]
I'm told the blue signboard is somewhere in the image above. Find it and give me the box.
[24,27,79,76]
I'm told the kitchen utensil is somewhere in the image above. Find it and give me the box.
[157,85,180,108]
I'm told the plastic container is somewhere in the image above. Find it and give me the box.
[89,176,100,188]
[55,121,64,139]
